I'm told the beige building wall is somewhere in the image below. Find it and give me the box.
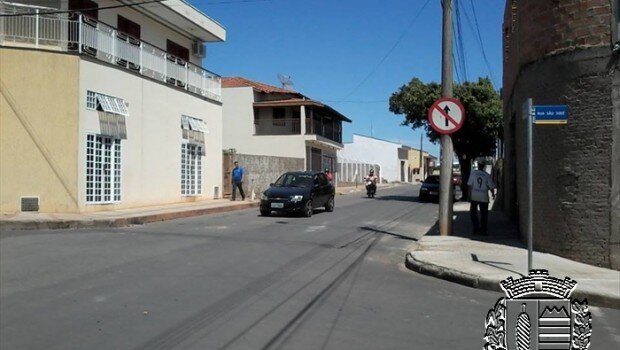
[0,48,223,214]
[408,148,429,182]
[0,49,80,212]
[78,59,223,211]
[222,87,307,159]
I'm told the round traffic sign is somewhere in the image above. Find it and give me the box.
[427,97,465,135]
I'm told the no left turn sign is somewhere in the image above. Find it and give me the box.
[427,97,465,135]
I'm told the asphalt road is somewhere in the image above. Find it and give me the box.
[1,185,618,350]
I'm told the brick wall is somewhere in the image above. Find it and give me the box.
[502,1,619,269]
[504,0,613,99]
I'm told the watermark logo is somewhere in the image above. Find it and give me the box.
[484,270,592,350]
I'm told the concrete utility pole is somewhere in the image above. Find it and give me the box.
[439,0,454,236]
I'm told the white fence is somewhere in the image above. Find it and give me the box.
[0,4,221,101]
[337,159,381,184]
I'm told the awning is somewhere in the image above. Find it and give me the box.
[99,112,127,139]
[96,94,129,116]
[181,115,209,133]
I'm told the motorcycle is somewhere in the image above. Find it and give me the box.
[365,179,376,198]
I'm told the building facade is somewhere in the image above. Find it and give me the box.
[0,1,226,213]
[221,77,351,196]
[407,148,433,183]
[338,134,405,183]
[502,0,619,269]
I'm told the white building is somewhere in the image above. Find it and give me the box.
[338,134,407,183]
[0,1,226,213]
[221,77,352,195]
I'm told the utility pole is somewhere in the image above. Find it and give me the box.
[438,0,454,236]
[419,133,423,179]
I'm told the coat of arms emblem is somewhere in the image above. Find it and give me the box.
[484,270,592,350]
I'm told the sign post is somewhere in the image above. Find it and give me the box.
[524,98,533,272]
[428,97,466,236]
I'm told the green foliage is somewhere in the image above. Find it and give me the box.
[389,77,502,160]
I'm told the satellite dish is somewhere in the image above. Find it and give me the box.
[277,73,294,90]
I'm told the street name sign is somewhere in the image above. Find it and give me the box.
[533,105,568,124]
[427,97,465,135]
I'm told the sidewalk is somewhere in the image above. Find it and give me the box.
[406,202,620,309]
[0,184,376,231]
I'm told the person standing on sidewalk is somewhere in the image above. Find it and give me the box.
[231,161,245,201]
[467,162,496,235]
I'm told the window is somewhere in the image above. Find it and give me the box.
[272,107,285,126]
[180,115,205,195]
[181,143,202,195]
[117,15,140,40]
[86,134,121,203]
[86,90,96,109]
[166,39,189,61]
[86,91,128,116]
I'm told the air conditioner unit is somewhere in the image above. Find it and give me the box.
[192,41,206,58]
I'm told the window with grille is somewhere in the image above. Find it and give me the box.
[86,134,121,203]
[181,143,202,195]
[87,90,97,109]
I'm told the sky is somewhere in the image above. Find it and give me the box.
[191,0,505,158]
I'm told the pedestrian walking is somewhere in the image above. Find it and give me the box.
[231,161,245,201]
[467,162,496,235]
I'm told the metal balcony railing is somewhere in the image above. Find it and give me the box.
[254,118,301,135]
[0,3,221,101]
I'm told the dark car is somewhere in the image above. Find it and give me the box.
[419,175,463,202]
[260,171,335,217]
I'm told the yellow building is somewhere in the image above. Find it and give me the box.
[1,1,226,213]
[407,148,433,183]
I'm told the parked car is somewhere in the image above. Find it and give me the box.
[419,175,462,202]
[260,171,335,217]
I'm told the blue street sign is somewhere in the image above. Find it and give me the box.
[533,105,568,124]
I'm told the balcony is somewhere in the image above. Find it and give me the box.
[253,116,342,145]
[254,118,301,135]
[0,3,221,101]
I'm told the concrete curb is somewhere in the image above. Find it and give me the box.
[405,252,620,309]
[0,202,259,231]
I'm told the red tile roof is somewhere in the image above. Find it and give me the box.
[221,77,299,94]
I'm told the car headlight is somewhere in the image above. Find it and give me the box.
[290,195,304,202]
[261,193,268,201]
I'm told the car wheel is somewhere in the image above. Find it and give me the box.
[303,200,313,217]
[419,194,426,202]
[325,196,334,212]
[260,209,270,216]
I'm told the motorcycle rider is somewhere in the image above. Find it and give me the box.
[364,169,378,197]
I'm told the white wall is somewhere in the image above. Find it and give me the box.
[337,134,402,182]
[94,3,204,67]
[78,60,223,210]
[221,87,307,159]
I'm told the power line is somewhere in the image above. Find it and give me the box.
[468,0,498,88]
[334,0,432,103]
[453,0,467,82]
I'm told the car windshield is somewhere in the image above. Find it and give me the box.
[424,176,440,184]
[273,173,313,187]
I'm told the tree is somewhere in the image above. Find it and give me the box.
[389,77,502,199]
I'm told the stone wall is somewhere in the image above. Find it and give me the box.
[233,154,304,199]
